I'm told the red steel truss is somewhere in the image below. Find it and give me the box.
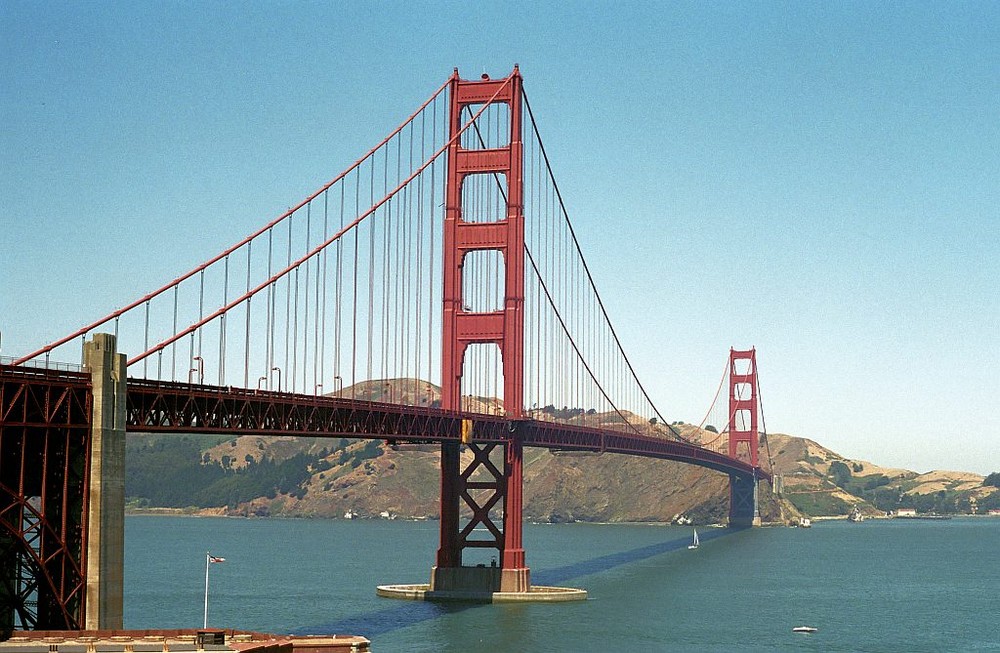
[0,365,92,632]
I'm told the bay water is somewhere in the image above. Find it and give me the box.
[125,516,1000,651]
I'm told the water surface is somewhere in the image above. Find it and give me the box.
[125,516,1000,651]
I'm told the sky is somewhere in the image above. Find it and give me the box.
[2,1,997,474]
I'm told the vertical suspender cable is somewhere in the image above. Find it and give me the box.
[319,191,329,395]
[303,202,311,394]
[143,300,150,378]
[284,217,293,390]
[172,286,178,381]
[351,166,360,398]
[266,228,274,387]
[220,255,229,386]
[244,243,252,388]
[368,152,378,390]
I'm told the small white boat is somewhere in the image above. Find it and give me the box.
[688,528,699,549]
[792,626,818,633]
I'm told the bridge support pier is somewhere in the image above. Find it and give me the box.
[729,473,761,528]
[82,334,126,630]
[430,432,530,595]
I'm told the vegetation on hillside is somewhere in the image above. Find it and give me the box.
[125,435,380,509]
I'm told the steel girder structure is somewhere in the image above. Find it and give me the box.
[0,365,91,634]
[518,420,769,481]
[124,379,512,441]
[125,379,769,483]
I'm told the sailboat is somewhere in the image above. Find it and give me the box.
[688,528,699,550]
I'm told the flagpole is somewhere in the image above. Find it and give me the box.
[204,552,210,629]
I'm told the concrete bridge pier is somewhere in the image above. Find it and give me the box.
[82,334,126,629]
[729,473,761,527]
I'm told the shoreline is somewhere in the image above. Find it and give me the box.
[126,507,999,524]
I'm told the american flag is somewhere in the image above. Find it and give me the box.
[208,554,226,563]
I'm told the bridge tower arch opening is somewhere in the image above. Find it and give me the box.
[435,67,529,594]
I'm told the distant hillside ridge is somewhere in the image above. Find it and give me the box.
[768,433,998,516]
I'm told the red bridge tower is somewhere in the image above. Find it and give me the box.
[434,67,529,594]
[728,348,761,526]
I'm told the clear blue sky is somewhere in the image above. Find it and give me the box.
[2,2,997,474]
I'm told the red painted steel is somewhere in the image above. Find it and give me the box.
[438,67,527,582]
[728,348,759,467]
[0,365,92,631]
[441,68,524,413]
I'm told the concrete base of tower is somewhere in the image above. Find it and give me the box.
[376,583,587,603]
[377,565,586,603]
[428,564,532,593]
[728,515,762,528]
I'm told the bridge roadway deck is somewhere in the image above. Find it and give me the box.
[125,378,767,480]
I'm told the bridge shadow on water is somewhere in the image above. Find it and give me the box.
[291,526,743,637]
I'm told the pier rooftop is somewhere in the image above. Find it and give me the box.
[0,630,370,653]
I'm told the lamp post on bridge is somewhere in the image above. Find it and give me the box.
[271,366,282,392]
[189,356,204,384]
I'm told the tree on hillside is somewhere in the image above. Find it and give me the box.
[828,460,852,487]
[984,472,1000,488]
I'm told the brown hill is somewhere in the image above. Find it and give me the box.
[766,433,996,516]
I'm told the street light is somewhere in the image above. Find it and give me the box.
[333,375,343,396]
[189,356,204,384]
[271,366,282,392]
[257,375,268,390]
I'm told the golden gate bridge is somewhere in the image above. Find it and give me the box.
[0,66,771,632]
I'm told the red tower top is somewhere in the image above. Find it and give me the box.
[440,68,525,417]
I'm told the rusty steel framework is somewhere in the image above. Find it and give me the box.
[0,365,92,634]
